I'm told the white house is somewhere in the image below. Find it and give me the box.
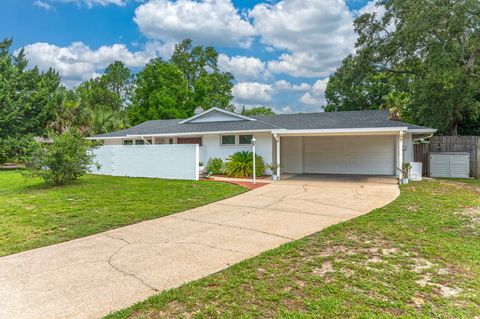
[87,107,436,180]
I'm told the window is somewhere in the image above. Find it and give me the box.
[135,140,145,145]
[123,140,133,145]
[239,134,253,145]
[169,138,174,144]
[146,139,152,145]
[221,135,235,145]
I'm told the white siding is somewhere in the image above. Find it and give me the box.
[201,132,273,173]
[404,133,413,163]
[90,145,199,180]
[189,111,244,123]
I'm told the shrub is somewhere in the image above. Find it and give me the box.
[206,157,224,175]
[224,151,265,178]
[24,129,98,185]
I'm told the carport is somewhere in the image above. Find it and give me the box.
[272,128,407,179]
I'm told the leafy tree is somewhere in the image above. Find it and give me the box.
[101,61,133,110]
[240,106,276,116]
[171,39,234,111]
[87,108,126,136]
[325,0,480,135]
[76,61,132,113]
[0,38,61,163]
[128,59,193,124]
[24,129,97,185]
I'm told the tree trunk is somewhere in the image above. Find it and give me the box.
[446,108,462,136]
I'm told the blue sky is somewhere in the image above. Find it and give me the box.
[2,0,376,113]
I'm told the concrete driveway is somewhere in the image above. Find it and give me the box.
[0,174,399,319]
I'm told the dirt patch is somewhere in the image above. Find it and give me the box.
[457,207,480,226]
[312,261,334,277]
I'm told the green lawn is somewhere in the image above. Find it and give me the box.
[106,179,480,319]
[0,169,245,257]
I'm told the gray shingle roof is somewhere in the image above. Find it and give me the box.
[91,110,433,138]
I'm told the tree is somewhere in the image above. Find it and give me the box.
[128,59,193,124]
[0,38,61,163]
[240,106,276,116]
[101,61,133,111]
[76,61,132,113]
[24,129,97,185]
[325,0,480,135]
[171,39,234,111]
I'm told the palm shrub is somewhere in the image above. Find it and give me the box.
[206,157,224,175]
[224,151,265,178]
[24,129,98,185]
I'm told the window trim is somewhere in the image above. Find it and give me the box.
[238,134,254,145]
[220,134,255,147]
[220,134,236,146]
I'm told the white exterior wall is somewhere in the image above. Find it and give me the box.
[404,133,413,163]
[90,145,199,180]
[201,132,273,173]
[103,139,122,145]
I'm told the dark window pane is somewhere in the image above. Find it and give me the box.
[123,140,133,145]
[221,135,235,145]
[239,135,253,145]
[135,140,145,145]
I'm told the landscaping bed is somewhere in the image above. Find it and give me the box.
[105,178,480,319]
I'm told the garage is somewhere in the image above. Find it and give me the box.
[281,135,396,176]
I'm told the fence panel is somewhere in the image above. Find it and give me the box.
[413,143,429,176]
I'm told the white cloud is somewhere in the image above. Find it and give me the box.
[232,82,274,104]
[311,78,329,96]
[250,0,356,77]
[21,42,162,87]
[33,1,54,10]
[56,0,126,7]
[274,80,310,91]
[218,54,267,81]
[299,78,329,107]
[299,92,323,106]
[134,0,256,48]
[357,0,386,17]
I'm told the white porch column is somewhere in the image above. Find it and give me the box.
[397,131,404,179]
[274,134,281,180]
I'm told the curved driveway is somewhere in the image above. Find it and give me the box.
[0,174,399,319]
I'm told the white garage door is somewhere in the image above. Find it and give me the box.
[303,135,395,175]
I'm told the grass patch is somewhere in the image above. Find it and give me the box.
[0,170,245,257]
[105,179,480,319]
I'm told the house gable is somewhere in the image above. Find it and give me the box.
[179,107,256,124]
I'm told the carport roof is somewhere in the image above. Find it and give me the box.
[90,109,434,139]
